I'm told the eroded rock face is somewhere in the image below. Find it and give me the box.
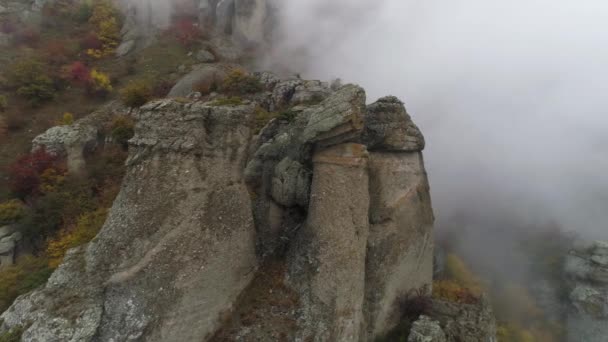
[428,298,497,342]
[2,99,259,341]
[565,240,608,342]
[0,225,21,269]
[2,73,438,342]
[408,316,446,342]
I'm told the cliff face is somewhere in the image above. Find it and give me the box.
[0,74,435,341]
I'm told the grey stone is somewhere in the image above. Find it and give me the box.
[408,316,446,342]
[0,225,15,240]
[32,123,98,174]
[428,298,497,342]
[0,4,7,14]
[363,96,425,152]
[302,84,366,147]
[270,157,311,208]
[195,48,216,62]
[115,39,135,57]
[167,64,229,97]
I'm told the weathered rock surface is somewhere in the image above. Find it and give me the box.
[2,99,259,341]
[167,64,231,97]
[565,240,608,342]
[1,73,439,342]
[428,298,497,342]
[365,150,434,338]
[31,102,124,173]
[0,225,21,269]
[288,143,370,341]
[408,315,447,342]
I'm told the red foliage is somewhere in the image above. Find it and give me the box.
[8,148,60,198]
[13,26,41,47]
[80,32,103,50]
[170,18,201,47]
[43,40,73,65]
[63,61,91,85]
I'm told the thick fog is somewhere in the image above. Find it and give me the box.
[266,0,608,239]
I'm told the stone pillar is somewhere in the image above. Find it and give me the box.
[364,151,435,338]
[0,226,22,269]
[291,143,370,341]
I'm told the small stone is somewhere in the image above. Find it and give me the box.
[195,49,216,63]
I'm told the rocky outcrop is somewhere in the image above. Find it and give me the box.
[1,73,436,341]
[0,225,21,269]
[31,102,125,174]
[565,240,608,342]
[408,316,446,342]
[428,298,497,342]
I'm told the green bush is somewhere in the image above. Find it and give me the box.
[220,69,262,95]
[120,80,153,108]
[0,325,24,342]
[0,256,52,313]
[210,96,244,107]
[8,58,56,105]
[0,200,25,226]
[109,115,135,148]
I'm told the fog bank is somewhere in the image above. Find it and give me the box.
[266,0,608,238]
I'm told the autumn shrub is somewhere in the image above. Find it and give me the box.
[8,148,60,199]
[43,40,76,65]
[46,208,107,268]
[170,17,201,47]
[193,76,219,95]
[20,177,95,242]
[74,1,93,23]
[85,145,128,191]
[87,69,112,96]
[152,80,175,98]
[220,69,263,95]
[120,80,153,108]
[86,0,120,58]
[254,107,277,133]
[57,112,74,126]
[0,255,53,313]
[62,61,91,85]
[8,58,56,105]
[0,200,26,226]
[444,253,484,296]
[433,279,480,304]
[108,115,135,148]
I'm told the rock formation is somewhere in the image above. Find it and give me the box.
[0,225,22,269]
[565,240,608,342]
[1,72,436,341]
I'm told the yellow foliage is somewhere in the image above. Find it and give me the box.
[46,208,108,268]
[86,0,120,58]
[39,168,66,194]
[444,253,484,296]
[433,279,479,304]
[89,69,112,93]
[57,112,74,125]
[0,200,25,225]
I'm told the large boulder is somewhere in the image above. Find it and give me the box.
[167,64,231,97]
[428,298,497,342]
